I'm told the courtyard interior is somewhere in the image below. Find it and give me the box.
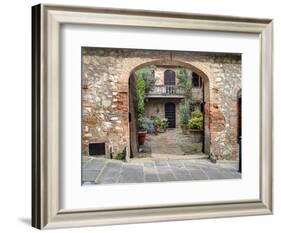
[135,128,206,160]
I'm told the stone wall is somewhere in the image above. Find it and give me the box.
[153,66,180,85]
[191,88,203,103]
[209,60,241,159]
[82,49,128,158]
[82,48,241,160]
[144,99,182,128]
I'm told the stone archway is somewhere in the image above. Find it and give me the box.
[127,58,212,160]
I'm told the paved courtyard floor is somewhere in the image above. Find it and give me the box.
[82,158,241,185]
[137,128,205,159]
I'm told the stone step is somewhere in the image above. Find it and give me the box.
[129,154,209,163]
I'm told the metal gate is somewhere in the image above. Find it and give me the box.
[165,103,176,128]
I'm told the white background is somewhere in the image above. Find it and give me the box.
[62,25,260,209]
[0,0,279,232]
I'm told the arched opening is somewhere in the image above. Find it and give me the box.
[128,60,211,158]
[192,72,203,88]
[164,70,176,85]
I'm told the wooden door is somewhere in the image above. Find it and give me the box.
[129,74,138,157]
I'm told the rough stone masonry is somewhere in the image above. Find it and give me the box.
[82,47,241,161]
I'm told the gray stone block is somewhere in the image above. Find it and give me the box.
[157,167,176,182]
[175,174,193,181]
[189,169,209,180]
[83,159,107,171]
[155,160,169,167]
[144,174,160,182]
[203,170,225,180]
[82,170,101,182]
[144,162,155,167]
[96,162,122,184]
[119,164,144,183]
[168,161,184,168]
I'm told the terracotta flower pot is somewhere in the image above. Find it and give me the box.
[188,129,203,143]
[154,126,160,135]
[181,126,188,135]
[137,130,147,145]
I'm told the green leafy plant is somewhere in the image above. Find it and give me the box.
[177,68,193,126]
[160,118,168,130]
[135,66,156,95]
[180,104,190,127]
[138,117,154,133]
[135,66,157,130]
[177,68,192,99]
[191,110,203,119]
[188,117,203,129]
[115,148,126,160]
[225,153,233,160]
[188,110,203,129]
[136,76,145,120]
[152,116,162,128]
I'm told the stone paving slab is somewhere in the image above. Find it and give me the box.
[95,161,122,184]
[144,162,155,167]
[82,158,241,185]
[82,170,101,182]
[157,166,177,182]
[83,159,107,171]
[143,166,160,182]
[119,164,144,183]
[155,160,169,167]
[189,169,208,180]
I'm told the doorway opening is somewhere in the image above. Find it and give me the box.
[128,61,210,159]
[165,102,176,128]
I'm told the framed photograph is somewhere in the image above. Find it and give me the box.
[32,4,273,229]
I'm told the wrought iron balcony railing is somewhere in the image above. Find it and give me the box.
[145,85,185,97]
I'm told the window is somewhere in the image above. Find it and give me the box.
[192,72,200,87]
[164,70,176,85]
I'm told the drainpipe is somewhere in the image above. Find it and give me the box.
[238,136,242,173]
[202,77,205,153]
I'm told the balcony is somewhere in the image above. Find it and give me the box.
[145,85,203,101]
[145,85,185,98]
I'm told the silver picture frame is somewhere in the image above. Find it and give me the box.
[32,4,273,229]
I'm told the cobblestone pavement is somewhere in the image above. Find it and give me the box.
[82,158,241,185]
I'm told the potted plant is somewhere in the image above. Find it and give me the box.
[137,117,154,145]
[137,117,147,145]
[135,66,157,144]
[160,118,168,133]
[152,116,162,135]
[188,110,203,142]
